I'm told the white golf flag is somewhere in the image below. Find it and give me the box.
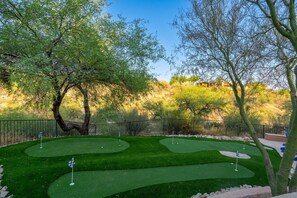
[68,158,75,168]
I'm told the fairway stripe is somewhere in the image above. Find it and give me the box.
[48,163,254,198]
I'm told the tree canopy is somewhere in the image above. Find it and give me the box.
[0,0,165,134]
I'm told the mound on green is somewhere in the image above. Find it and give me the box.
[25,137,129,157]
[160,138,261,156]
[48,163,254,198]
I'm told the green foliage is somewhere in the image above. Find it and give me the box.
[0,108,41,120]
[170,75,200,85]
[162,117,193,134]
[223,111,262,135]
[91,107,121,123]
[143,101,165,119]
[59,107,83,122]
[174,85,226,118]
[0,0,165,124]
[120,108,149,136]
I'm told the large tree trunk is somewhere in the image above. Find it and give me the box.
[238,104,278,195]
[288,66,297,192]
[288,115,297,192]
[229,75,277,195]
[52,82,91,135]
[279,115,297,193]
[77,85,91,135]
[52,88,82,133]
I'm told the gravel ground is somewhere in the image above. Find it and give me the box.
[0,165,12,198]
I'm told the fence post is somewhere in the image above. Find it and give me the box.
[55,121,58,137]
[262,125,265,138]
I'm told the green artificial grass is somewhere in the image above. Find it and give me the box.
[25,138,129,157]
[160,138,261,156]
[0,136,282,198]
[48,163,254,198]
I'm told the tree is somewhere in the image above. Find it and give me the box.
[0,0,165,135]
[169,75,199,85]
[174,85,225,119]
[174,0,279,195]
[247,0,297,194]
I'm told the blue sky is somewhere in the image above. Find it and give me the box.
[106,0,190,81]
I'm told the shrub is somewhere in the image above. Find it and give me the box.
[121,108,149,136]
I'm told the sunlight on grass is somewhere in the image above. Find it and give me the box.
[48,163,254,198]
[25,138,129,157]
[160,138,261,156]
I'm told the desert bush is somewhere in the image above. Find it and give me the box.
[121,108,149,136]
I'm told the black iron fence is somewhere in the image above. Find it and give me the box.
[0,120,96,147]
[95,119,287,138]
[0,118,287,147]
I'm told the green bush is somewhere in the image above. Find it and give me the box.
[0,108,42,120]
[121,108,149,136]
[223,112,262,136]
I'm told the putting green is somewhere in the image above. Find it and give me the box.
[25,138,129,157]
[48,163,254,198]
[160,138,261,156]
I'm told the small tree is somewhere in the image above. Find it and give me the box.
[175,0,279,194]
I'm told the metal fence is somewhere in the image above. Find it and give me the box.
[0,120,96,147]
[95,119,287,138]
[0,118,287,147]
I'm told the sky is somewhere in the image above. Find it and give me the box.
[106,0,190,82]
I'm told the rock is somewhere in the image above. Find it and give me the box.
[1,186,7,191]
[0,191,8,198]
[243,184,252,188]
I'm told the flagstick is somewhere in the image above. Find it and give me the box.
[70,157,75,186]
[118,131,121,146]
[235,157,238,171]
[235,151,239,171]
[70,166,74,186]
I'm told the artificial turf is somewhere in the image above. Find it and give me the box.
[160,138,262,156]
[0,136,282,198]
[25,138,129,157]
[48,163,254,198]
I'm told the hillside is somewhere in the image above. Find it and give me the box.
[0,81,291,126]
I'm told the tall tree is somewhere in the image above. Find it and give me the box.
[174,0,280,195]
[247,0,297,194]
[174,85,225,119]
[0,0,165,135]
